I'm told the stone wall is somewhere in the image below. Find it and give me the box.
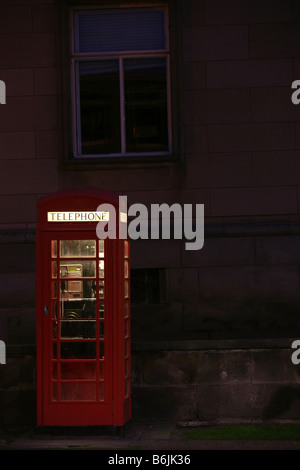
[1,341,300,426]
[0,346,35,426]
[131,218,300,342]
[132,340,300,425]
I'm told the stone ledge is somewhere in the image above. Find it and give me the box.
[4,339,295,358]
[4,338,297,355]
[132,338,295,352]
[0,229,35,244]
[2,215,300,244]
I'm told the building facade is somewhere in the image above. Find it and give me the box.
[1,0,300,426]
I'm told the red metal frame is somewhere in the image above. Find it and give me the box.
[36,189,130,427]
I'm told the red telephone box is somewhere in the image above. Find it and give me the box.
[36,188,130,427]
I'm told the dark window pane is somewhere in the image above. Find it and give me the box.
[60,342,96,359]
[61,361,96,380]
[79,61,121,154]
[131,268,161,304]
[124,58,169,153]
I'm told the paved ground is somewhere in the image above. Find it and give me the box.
[1,422,300,450]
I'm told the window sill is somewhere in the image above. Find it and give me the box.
[62,152,183,171]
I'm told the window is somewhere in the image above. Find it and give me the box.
[72,6,172,158]
[130,268,163,304]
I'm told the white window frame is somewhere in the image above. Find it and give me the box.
[71,5,172,159]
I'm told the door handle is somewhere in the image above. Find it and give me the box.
[44,305,49,315]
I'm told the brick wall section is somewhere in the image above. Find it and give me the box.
[181,0,300,219]
[0,1,60,230]
[175,0,300,343]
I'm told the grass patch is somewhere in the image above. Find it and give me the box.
[182,424,300,441]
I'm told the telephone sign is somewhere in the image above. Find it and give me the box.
[36,188,131,427]
[47,211,109,222]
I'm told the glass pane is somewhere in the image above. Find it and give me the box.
[60,240,96,258]
[99,362,104,379]
[52,382,57,401]
[124,240,129,258]
[60,342,96,359]
[99,240,104,257]
[125,299,129,318]
[51,240,57,257]
[99,382,104,401]
[61,362,96,380]
[60,382,96,401]
[60,296,96,339]
[60,279,96,300]
[124,259,129,278]
[99,281,104,298]
[124,58,168,152]
[75,8,166,53]
[52,320,57,339]
[60,320,96,339]
[99,301,104,319]
[99,260,104,278]
[99,321,104,339]
[125,378,129,398]
[60,260,96,278]
[125,318,129,337]
[78,60,121,155]
[61,298,96,318]
[52,301,57,318]
[52,281,57,299]
[52,261,57,278]
[124,280,129,298]
[60,278,82,299]
[52,362,57,379]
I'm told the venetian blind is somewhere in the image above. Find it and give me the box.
[74,8,166,54]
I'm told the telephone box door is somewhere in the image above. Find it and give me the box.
[39,232,113,426]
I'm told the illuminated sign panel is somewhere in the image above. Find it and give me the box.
[47,211,109,222]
